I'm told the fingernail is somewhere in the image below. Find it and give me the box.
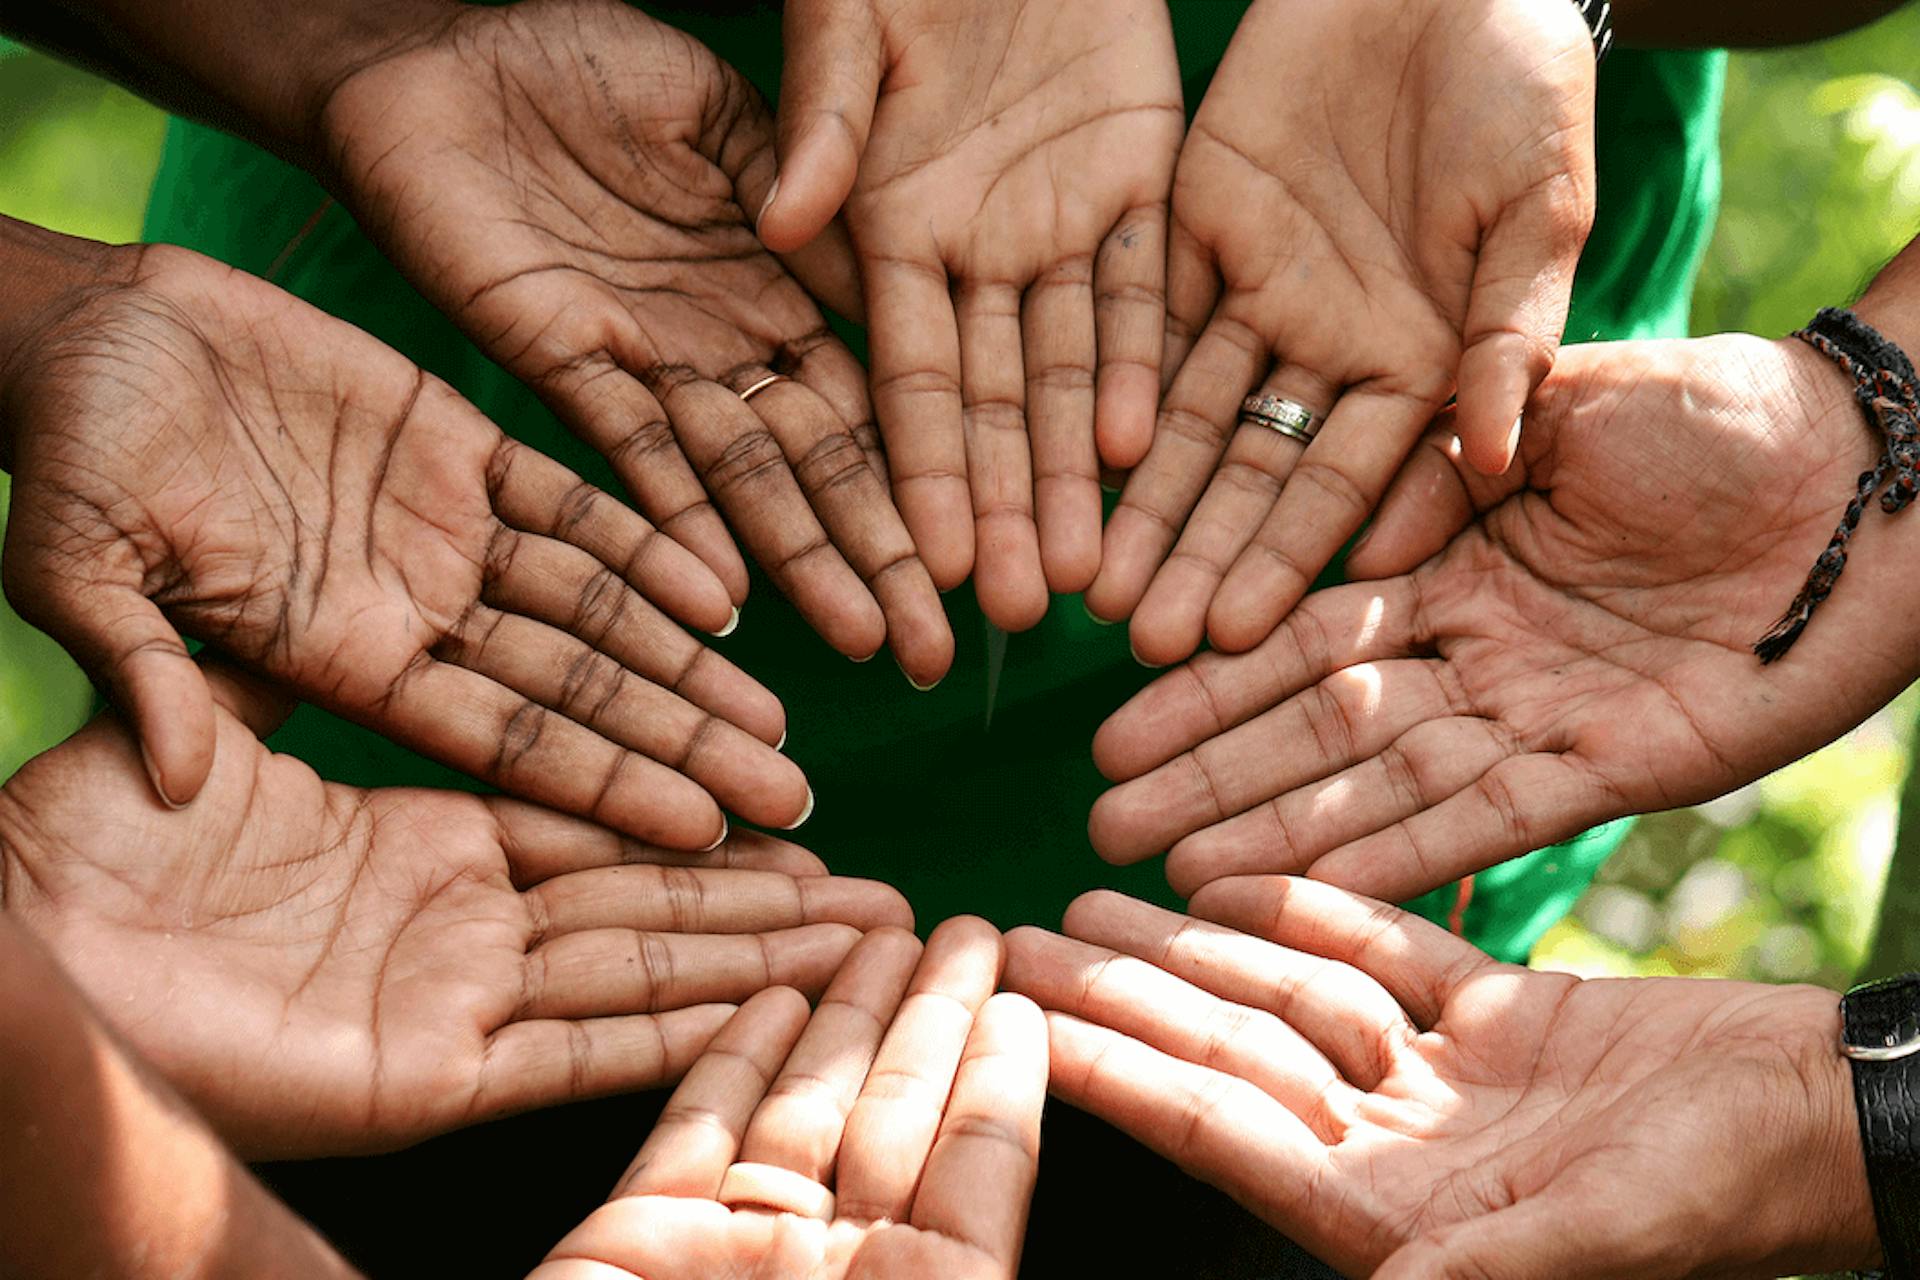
[787,786,816,829]
[1128,640,1165,670]
[703,818,729,852]
[712,606,740,639]
[775,725,789,752]
[1082,600,1117,627]
[756,176,781,235]
[896,658,940,692]
[139,743,190,812]
[1500,414,1524,473]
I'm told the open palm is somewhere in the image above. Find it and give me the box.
[760,0,1183,627]
[533,921,1045,1280]
[0,667,909,1159]
[1091,0,1598,662]
[4,243,805,846]
[1006,881,1872,1277]
[319,0,951,684]
[1090,335,1915,902]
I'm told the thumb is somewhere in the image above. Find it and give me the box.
[757,0,885,254]
[13,575,215,809]
[1451,171,1593,477]
[197,658,298,741]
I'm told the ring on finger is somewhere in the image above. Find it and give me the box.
[738,373,791,403]
[1238,393,1323,445]
[718,1161,836,1220]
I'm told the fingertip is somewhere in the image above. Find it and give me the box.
[1204,591,1281,656]
[1060,887,1130,937]
[1095,364,1158,471]
[127,658,218,809]
[1086,790,1153,865]
[756,119,861,255]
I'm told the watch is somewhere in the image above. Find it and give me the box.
[1569,0,1613,64]
[1843,972,1920,1279]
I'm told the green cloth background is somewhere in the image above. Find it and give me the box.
[142,3,1725,962]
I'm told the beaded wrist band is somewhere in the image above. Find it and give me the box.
[1754,307,1920,664]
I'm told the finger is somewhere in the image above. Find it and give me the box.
[366,657,726,847]
[196,659,297,739]
[782,327,886,482]
[1307,750,1618,903]
[1057,890,1411,1091]
[1209,386,1440,652]
[1085,319,1265,624]
[1345,421,1475,580]
[1088,659,1466,864]
[482,528,785,746]
[1159,214,1218,389]
[536,354,748,603]
[1024,258,1103,595]
[471,1004,737,1131]
[613,987,813,1199]
[734,927,923,1181]
[528,864,913,936]
[758,0,885,252]
[732,372,953,688]
[862,251,971,589]
[440,604,810,829]
[1003,925,1354,1130]
[1043,1012,1325,1232]
[1187,875,1500,1028]
[1128,365,1338,666]
[519,923,864,1019]
[18,576,216,808]
[1163,714,1516,897]
[956,280,1047,630]
[836,916,1005,1223]
[487,437,736,637]
[1091,576,1424,782]
[1452,175,1592,477]
[490,801,835,883]
[651,370,885,661]
[903,992,1047,1270]
[1094,205,1169,471]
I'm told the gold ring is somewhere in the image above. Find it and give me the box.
[739,374,789,403]
[718,1161,836,1220]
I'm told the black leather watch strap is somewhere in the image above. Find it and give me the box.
[1569,0,1613,64]
[1844,973,1920,1278]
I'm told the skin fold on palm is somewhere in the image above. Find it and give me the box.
[316,0,953,687]
[1089,335,1920,903]
[2,242,805,846]
[1088,0,1599,665]
[1004,881,1878,1278]
[0,665,912,1160]
[532,920,1046,1280]
[760,0,1184,628]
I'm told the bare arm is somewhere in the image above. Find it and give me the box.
[0,912,360,1280]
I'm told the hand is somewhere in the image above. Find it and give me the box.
[1088,0,1598,664]
[1005,881,1879,1277]
[1087,336,1920,903]
[759,0,1184,628]
[0,664,911,1158]
[317,0,953,686]
[533,918,1046,1280]
[2,240,799,844]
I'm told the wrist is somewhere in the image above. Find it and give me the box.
[0,216,139,468]
[265,0,463,170]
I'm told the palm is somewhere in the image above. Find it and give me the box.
[1090,337,1901,902]
[1007,882,1866,1278]
[828,0,1183,624]
[4,244,803,846]
[321,0,949,680]
[1093,0,1597,661]
[0,678,905,1159]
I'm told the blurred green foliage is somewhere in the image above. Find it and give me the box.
[4,16,1920,990]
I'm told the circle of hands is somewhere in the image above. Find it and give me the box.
[0,0,1893,1275]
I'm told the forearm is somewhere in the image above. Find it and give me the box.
[0,915,361,1280]
[0,0,457,166]
[1610,0,1909,48]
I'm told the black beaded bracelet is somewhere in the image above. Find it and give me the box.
[1754,307,1920,663]
[1570,0,1613,64]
